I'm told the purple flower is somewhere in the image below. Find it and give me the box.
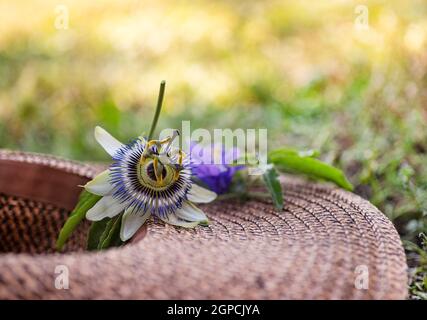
[189,142,245,194]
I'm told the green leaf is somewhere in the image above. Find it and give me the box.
[262,166,284,210]
[56,190,101,251]
[268,150,353,191]
[98,214,123,250]
[97,217,115,248]
[87,218,109,250]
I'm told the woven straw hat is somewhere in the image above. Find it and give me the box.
[0,150,408,299]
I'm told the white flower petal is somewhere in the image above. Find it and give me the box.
[175,201,209,223]
[86,195,126,221]
[159,213,200,228]
[187,184,217,203]
[94,126,124,157]
[84,169,113,196]
[120,206,151,241]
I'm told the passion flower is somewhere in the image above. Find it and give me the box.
[84,126,217,241]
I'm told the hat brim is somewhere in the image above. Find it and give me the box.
[0,150,408,299]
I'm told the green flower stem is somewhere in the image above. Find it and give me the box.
[248,191,272,199]
[216,193,241,201]
[148,80,166,141]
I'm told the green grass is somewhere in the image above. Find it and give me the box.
[0,0,426,298]
[405,234,427,299]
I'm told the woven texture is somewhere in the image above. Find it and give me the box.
[0,150,408,299]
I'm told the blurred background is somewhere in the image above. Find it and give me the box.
[0,0,426,297]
